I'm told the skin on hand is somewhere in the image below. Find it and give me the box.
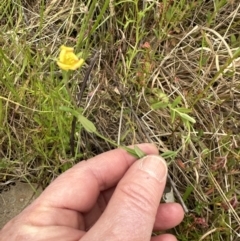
[0,143,184,241]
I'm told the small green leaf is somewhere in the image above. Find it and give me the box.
[59,106,84,120]
[175,107,192,113]
[123,146,146,159]
[78,114,96,133]
[179,113,196,123]
[151,101,169,110]
[134,146,146,158]
[171,96,182,108]
[161,151,177,159]
[170,109,176,123]
[59,106,83,116]
[59,106,75,113]
[183,185,194,201]
[123,147,140,158]
[230,34,237,45]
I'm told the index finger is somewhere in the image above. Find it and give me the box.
[39,143,158,212]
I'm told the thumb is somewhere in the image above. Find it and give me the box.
[83,155,168,241]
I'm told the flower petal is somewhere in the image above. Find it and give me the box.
[67,52,79,61]
[57,45,84,71]
[57,61,71,71]
[71,59,84,70]
[60,45,74,52]
[59,48,67,62]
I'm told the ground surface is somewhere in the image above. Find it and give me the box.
[0,181,42,228]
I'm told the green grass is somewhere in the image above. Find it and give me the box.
[1,0,240,240]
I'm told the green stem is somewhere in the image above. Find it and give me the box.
[95,131,142,158]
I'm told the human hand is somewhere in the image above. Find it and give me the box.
[0,143,184,241]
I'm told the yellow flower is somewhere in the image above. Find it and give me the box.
[57,45,84,71]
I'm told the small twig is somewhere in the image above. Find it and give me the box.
[70,51,100,157]
[117,102,124,145]
[167,174,189,213]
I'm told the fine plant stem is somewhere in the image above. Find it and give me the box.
[70,51,100,157]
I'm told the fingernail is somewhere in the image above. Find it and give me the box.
[139,155,168,182]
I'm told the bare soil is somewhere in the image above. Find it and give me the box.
[0,182,42,229]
